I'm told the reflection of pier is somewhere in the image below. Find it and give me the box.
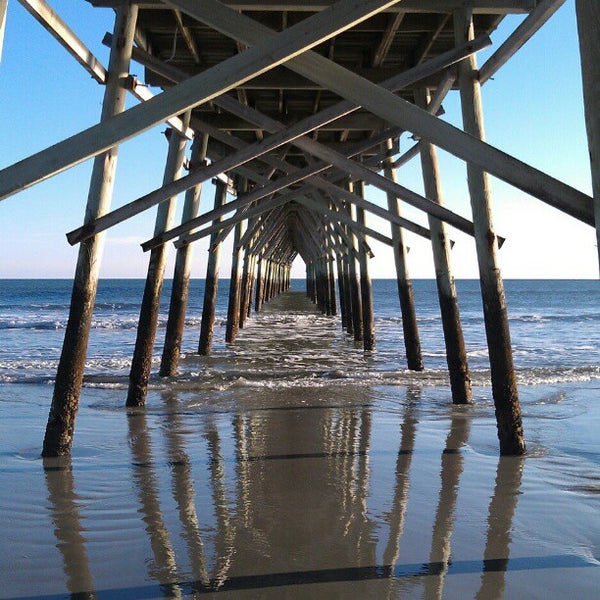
[40,383,535,597]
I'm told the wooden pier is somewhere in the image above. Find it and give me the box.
[0,0,598,456]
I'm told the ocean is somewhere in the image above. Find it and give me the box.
[0,278,599,598]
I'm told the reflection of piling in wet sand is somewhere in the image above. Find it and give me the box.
[127,410,182,595]
[43,458,96,598]
[384,389,419,600]
[424,410,471,600]
[162,391,210,587]
[476,456,524,599]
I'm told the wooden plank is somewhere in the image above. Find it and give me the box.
[131,83,194,139]
[575,0,600,267]
[479,0,567,84]
[188,0,593,225]
[0,0,8,63]
[17,0,106,82]
[0,0,402,200]
[91,0,537,15]
[173,8,201,64]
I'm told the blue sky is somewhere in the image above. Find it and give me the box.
[0,0,597,279]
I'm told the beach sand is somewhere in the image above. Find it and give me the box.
[1,293,599,598]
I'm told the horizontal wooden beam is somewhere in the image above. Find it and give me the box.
[145,65,450,91]
[188,0,593,225]
[192,111,387,132]
[89,1,537,15]
[0,0,401,200]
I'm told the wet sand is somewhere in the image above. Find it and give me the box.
[1,293,599,598]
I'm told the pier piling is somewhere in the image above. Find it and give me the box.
[160,134,209,377]
[198,180,227,355]
[383,139,423,371]
[42,6,138,455]
[127,116,190,407]
[415,88,472,404]
[454,9,525,454]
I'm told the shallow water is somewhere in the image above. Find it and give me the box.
[1,289,599,598]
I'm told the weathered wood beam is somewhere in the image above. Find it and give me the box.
[479,0,567,84]
[18,0,106,83]
[355,181,375,351]
[189,0,593,225]
[198,180,227,355]
[193,85,475,237]
[0,0,7,63]
[89,1,537,15]
[173,7,201,64]
[131,81,194,139]
[174,195,293,248]
[575,0,600,268]
[0,0,401,200]
[372,12,404,68]
[192,112,386,132]
[145,63,442,91]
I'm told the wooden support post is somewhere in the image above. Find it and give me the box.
[244,253,255,317]
[383,139,423,371]
[127,117,190,407]
[328,257,337,315]
[575,0,600,269]
[0,0,7,63]
[454,10,525,454]
[249,254,259,314]
[415,88,472,403]
[342,250,354,336]
[198,180,227,355]
[239,249,251,328]
[355,181,375,351]
[345,189,363,343]
[318,257,328,314]
[42,5,138,456]
[336,253,348,328]
[255,258,266,311]
[225,219,246,343]
[160,133,208,377]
